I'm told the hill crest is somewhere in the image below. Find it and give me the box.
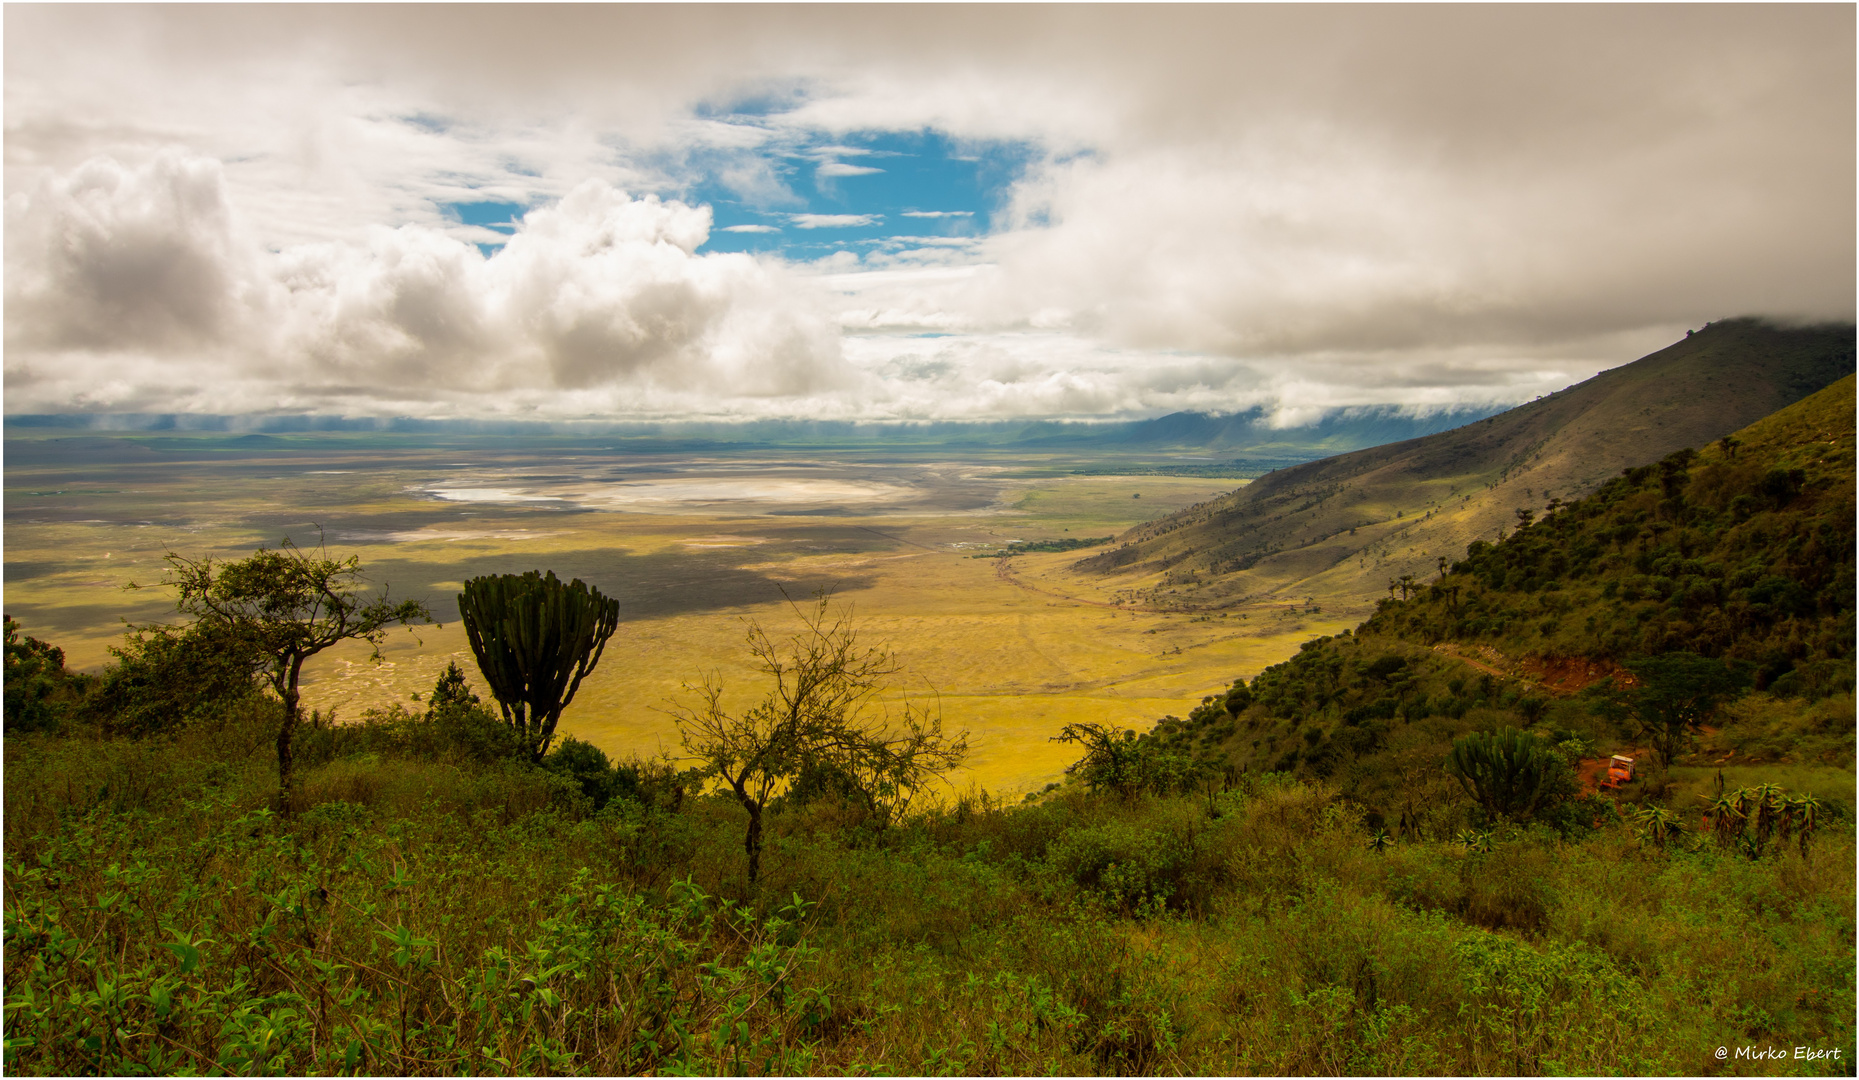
[1072,318,1855,613]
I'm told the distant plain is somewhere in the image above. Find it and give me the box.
[4,431,1356,793]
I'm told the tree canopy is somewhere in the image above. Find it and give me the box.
[142,538,431,810]
[671,593,966,882]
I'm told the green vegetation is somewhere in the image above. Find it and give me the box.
[5,685,1852,1074]
[1051,722,1202,802]
[86,621,267,738]
[1444,728,1571,821]
[670,594,967,883]
[4,616,90,735]
[132,539,433,809]
[971,536,1115,557]
[1367,375,1855,673]
[4,373,1854,1074]
[458,571,620,762]
[1611,653,1751,766]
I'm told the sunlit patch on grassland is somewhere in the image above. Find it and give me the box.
[678,535,772,548]
[333,528,567,543]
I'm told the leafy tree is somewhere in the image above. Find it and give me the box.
[1444,727,1558,821]
[1618,652,1747,765]
[88,621,266,736]
[1053,722,1200,801]
[4,616,90,733]
[671,593,966,883]
[140,539,431,810]
[458,571,620,762]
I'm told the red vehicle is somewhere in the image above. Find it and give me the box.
[1597,755,1636,790]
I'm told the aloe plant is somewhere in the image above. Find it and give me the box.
[1701,790,1744,847]
[1454,828,1494,855]
[1630,805,1685,849]
[1699,785,1821,858]
[459,571,620,761]
[1784,794,1823,853]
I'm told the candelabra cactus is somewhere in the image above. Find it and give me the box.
[459,571,620,761]
[1444,727,1555,821]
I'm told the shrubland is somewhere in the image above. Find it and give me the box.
[7,618,1853,1075]
[5,694,1852,1076]
[3,377,1853,1075]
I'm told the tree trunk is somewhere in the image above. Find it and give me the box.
[532,708,558,763]
[510,701,535,760]
[277,683,300,815]
[744,802,764,883]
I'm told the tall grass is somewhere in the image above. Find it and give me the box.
[6,724,1852,1075]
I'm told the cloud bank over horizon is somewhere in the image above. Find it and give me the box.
[5,6,1852,423]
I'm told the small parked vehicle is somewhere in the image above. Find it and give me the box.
[1598,755,1636,790]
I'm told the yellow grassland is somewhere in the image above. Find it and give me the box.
[5,469,1356,795]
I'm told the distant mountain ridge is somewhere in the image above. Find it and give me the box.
[1074,318,1856,610]
[6,403,1499,445]
[5,404,1504,472]
[1026,404,1503,451]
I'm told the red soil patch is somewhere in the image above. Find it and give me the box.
[1520,656,1636,695]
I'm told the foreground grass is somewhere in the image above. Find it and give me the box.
[4,719,1853,1076]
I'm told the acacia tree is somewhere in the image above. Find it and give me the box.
[457,571,621,762]
[671,593,966,883]
[1052,722,1198,802]
[1619,652,1747,766]
[145,538,431,811]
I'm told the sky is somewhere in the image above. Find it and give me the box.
[4,4,1853,425]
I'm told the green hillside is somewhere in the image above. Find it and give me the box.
[1369,374,1855,676]
[1076,318,1855,613]
[1139,374,1856,821]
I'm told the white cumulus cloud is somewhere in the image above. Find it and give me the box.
[5,158,850,416]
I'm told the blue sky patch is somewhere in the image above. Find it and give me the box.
[441,200,526,257]
[692,129,1039,262]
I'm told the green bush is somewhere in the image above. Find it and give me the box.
[4,616,93,734]
[85,621,266,737]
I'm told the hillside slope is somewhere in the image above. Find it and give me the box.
[1141,375,1855,811]
[1367,373,1856,676]
[1072,318,1854,613]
